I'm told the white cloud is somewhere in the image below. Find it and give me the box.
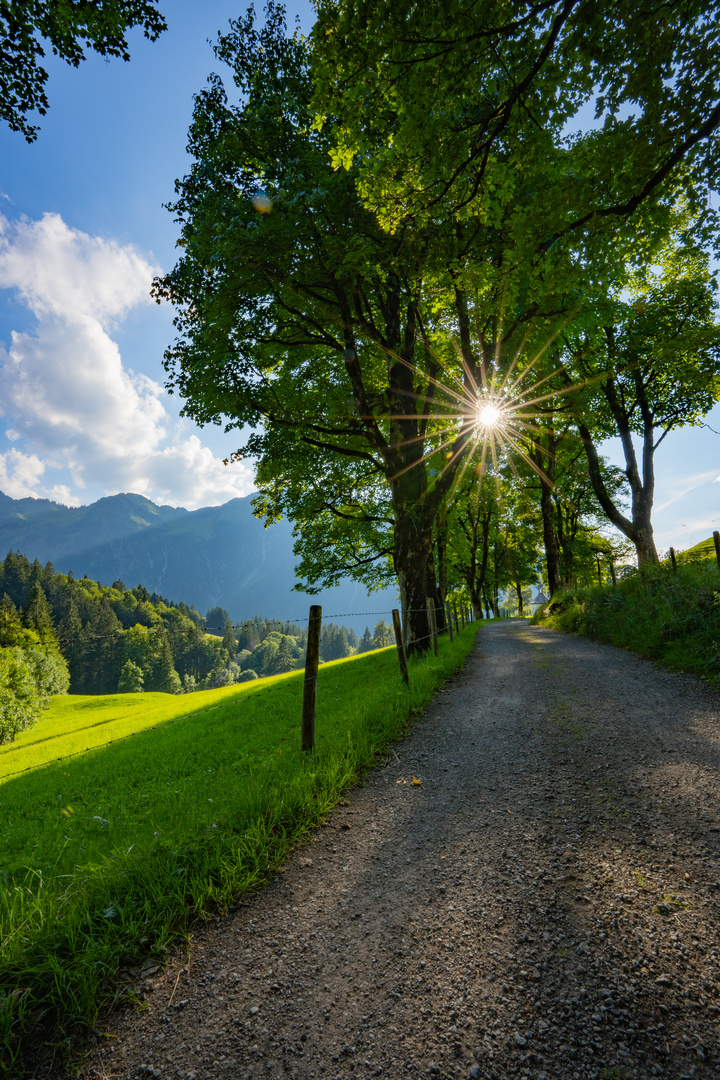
[0,448,46,499]
[0,212,254,509]
[653,469,719,513]
[0,212,154,326]
[47,485,82,508]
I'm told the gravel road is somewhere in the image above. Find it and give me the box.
[85,621,720,1080]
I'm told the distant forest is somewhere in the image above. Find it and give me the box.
[0,551,393,695]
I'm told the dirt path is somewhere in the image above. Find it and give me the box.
[86,622,720,1080]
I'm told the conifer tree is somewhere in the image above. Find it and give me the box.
[23,582,56,643]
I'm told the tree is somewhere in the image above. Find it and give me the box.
[156,4,583,654]
[357,626,373,653]
[118,659,144,693]
[564,245,720,564]
[0,602,69,744]
[1,0,167,140]
[522,421,627,593]
[309,0,720,566]
[23,581,56,642]
[147,630,181,693]
[222,617,237,662]
[371,619,392,649]
[275,634,296,673]
[205,606,232,635]
[312,0,720,235]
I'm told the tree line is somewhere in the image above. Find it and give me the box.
[0,551,389,711]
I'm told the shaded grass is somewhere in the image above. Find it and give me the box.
[0,628,479,1076]
[532,560,720,682]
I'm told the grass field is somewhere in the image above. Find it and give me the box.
[0,685,253,780]
[0,626,479,1075]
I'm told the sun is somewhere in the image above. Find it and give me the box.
[476,402,503,429]
[474,396,509,434]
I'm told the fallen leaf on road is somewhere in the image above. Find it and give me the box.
[411,777,423,786]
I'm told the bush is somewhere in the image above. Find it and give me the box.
[533,560,720,681]
[0,644,69,743]
[237,668,259,682]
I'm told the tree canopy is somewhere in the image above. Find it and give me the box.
[156,1,720,637]
[1,0,166,140]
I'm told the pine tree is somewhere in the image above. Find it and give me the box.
[23,582,56,643]
[222,618,237,661]
[149,631,182,693]
[358,626,373,653]
[86,600,122,694]
[275,635,296,673]
[57,596,84,691]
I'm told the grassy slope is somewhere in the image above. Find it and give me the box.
[0,684,258,779]
[532,560,720,683]
[0,628,479,1074]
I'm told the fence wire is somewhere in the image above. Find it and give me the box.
[0,620,476,781]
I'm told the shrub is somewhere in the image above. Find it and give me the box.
[237,668,259,682]
[533,559,720,681]
[0,644,69,743]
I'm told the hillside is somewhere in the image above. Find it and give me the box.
[0,490,398,631]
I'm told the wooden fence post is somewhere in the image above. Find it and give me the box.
[426,597,438,656]
[714,531,720,569]
[392,608,409,685]
[445,602,454,642]
[301,605,322,752]
[452,603,460,635]
[669,546,677,573]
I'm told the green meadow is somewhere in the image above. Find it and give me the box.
[0,626,478,1074]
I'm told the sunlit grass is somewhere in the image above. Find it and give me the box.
[0,628,479,1072]
[0,682,273,779]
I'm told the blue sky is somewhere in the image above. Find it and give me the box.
[0,0,717,554]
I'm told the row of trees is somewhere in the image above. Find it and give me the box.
[0,552,383,698]
[0,552,225,695]
[207,609,396,685]
[153,1,720,652]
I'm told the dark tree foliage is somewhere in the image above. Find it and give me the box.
[1,0,167,140]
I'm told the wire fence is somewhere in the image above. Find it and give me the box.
[1,606,465,644]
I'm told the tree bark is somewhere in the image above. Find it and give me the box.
[530,431,561,595]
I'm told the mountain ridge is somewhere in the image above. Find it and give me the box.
[0,490,398,632]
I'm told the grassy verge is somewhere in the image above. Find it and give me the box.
[0,626,478,1075]
[532,560,720,682]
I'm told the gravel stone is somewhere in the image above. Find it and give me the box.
[73,622,720,1080]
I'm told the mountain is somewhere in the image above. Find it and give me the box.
[0,491,398,633]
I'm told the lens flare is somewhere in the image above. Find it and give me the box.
[475,401,504,430]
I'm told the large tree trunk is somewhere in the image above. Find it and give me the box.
[530,432,561,595]
[577,417,659,566]
[393,493,436,655]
